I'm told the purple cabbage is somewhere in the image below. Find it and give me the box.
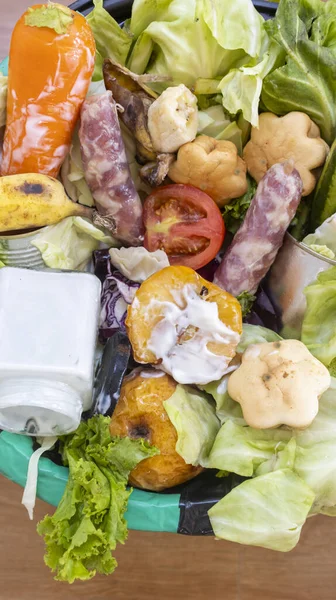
[244,280,283,334]
[93,250,139,343]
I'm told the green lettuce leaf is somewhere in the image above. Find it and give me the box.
[222,176,257,234]
[206,420,292,476]
[87,0,133,80]
[163,385,220,466]
[32,217,117,271]
[37,416,158,583]
[25,5,73,34]
[208,469,315,551]
[127,0,263,89]
[301,267,336,367]
[0,71,7,128]
[261,0,336,145]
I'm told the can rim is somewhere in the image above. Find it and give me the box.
[286,232,336,266]
[0,227,46,240]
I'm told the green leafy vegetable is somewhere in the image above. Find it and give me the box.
[208,469,315,551]
[199,324,281,424]
[37,416,158,583]
[306,245,335,260]
[237,291,256,317]
[222,176,257,234]
[237,323,282,353]
[0,71,7,128]
[303,203,336,256]
[87,0,133,80]
[163,385,220,466]
[218,41,284,127]
[32,217,117,271]
[197,106,231,138]
[127,0,264,89]
[61,126,95,208]
[206,420,291,476]
[199,376,246,426]
[261,0,336,145]
[25,5,73,34]
[310,139,336,230]
[294,378,336,514]
[301,267,336,367]
[329,359,336,378]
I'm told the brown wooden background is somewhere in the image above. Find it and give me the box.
[1,1,336,598]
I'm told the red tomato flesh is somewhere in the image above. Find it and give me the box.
[143,184,225,270]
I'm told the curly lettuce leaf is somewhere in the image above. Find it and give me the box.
[261,0,336,145]
[163,385,220,466]
[208,469,315,551]
[222,176,257,234]
[237,292,256,317]
[37,416,158,583]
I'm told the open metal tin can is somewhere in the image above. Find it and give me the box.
[268,233,336,339]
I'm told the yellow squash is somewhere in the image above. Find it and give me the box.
[0,173,92,233]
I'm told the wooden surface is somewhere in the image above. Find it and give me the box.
[1,2,336,599]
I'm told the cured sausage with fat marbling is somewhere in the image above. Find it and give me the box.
[79,91,144,246]
[213,162,303,296]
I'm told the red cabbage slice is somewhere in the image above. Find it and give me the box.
[93,250,139,342]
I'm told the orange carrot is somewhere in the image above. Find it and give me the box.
[0,3,95,178]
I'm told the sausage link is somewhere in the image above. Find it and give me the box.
[214,162,303,296]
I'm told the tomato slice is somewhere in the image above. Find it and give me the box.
[143,184,225,270]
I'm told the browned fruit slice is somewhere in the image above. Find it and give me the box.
[110,369,203,491]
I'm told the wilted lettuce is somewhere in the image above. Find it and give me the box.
[37,416,158,583]
[164,385,220,466]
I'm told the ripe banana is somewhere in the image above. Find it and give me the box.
[147,84,198,153]
[0,173,92,233]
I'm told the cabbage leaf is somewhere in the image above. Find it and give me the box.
[127,0,264,89]
[209,469,315,552]
[164,385,220,466]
